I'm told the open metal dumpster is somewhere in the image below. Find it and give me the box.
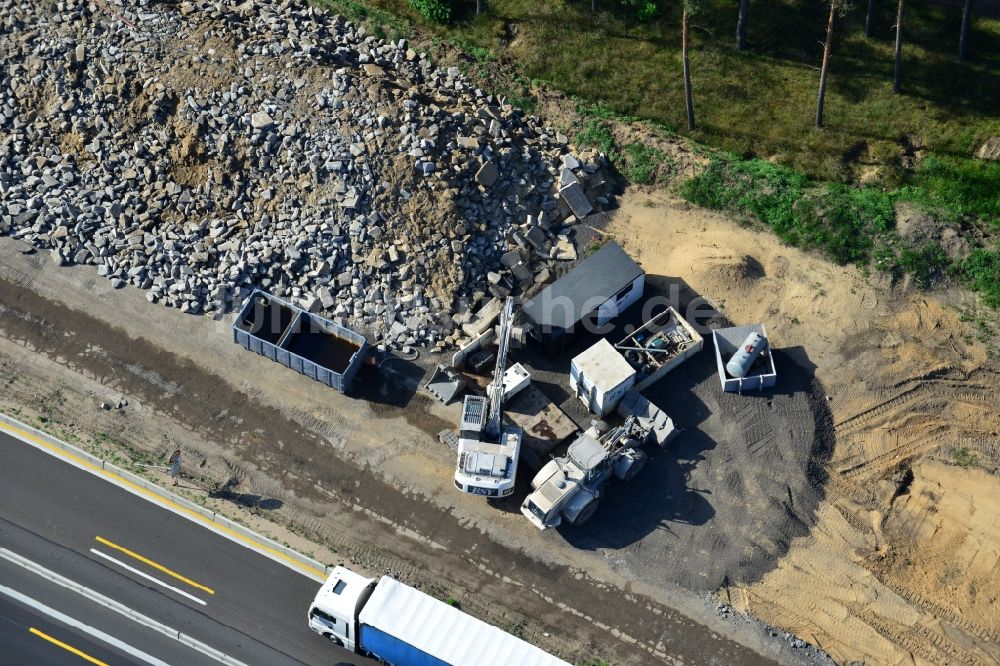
[232,290,367,394]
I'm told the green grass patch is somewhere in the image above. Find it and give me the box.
[505,620,526,639]
[577,101,628,122]
[620,143,672,184]
[898,242,950,287]
[491,73,537,113]
[586,240,607,256]
[788,185,895,265]
[682,153,1000,307]
[958,246,1000,307]
[312,0,412,39]
[409,0,450,23]
[680,155,808,241]
[681,155,894,266]
[951,446,978,468]
[900,155,1000,226]
[457,41,494,65]
[575,119,615,155]
[575,116,673,183]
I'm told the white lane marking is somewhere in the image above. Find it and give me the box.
[0,413,326,583]
[0,547,250,666]
[0,583,171,666]
[89,548,207,607]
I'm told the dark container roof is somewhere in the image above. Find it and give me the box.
[522,240,643,332]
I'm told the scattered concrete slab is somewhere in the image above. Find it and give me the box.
[559,181,593,218]
[505,384,578,472]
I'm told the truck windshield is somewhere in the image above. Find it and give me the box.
[310,607,337,625]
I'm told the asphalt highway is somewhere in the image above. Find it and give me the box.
[0,595,133,666]
[0,427,373,666]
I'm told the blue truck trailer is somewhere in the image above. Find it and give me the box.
[308,566,570,666]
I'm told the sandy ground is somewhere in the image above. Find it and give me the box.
[606,190,1000,665]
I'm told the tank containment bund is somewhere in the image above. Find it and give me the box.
[712,323,777,393]
[725,331,767,378]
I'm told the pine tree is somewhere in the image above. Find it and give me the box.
[865,0,876,37]
[959,0,973,61]
[736,0,750,50]
[683,0,700,130]
[816,0,848,128]
[893,0,906,93]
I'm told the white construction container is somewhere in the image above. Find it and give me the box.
[570,338,637,417]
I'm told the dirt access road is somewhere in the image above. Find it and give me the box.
[0,234,834,666]
[607,191,1000,665]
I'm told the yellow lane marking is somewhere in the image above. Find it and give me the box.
[94,536,215,596]
[0,420,325,580]
[29,627,111,666]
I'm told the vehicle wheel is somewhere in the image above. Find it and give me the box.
[622,450,648,482]
[569,499,600,526]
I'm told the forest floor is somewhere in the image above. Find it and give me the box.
[339,0,1000,182]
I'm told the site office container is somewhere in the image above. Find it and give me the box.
[523,240,645,353]
[570,338,637,417]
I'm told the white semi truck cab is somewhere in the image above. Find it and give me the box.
[307,566,376,651]
[309,565,570,666]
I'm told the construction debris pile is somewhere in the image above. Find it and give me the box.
[0,0,613,349]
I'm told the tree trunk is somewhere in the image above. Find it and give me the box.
[865,0,876,37]
[476,0,483,16]
[736,0,750,50]
[893,0,905,93]
[591,0,597,14]
[816,0,836,128]
[959,0,973,61]
[683,9,696,130]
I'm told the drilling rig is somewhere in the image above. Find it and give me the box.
[453,298,523,498]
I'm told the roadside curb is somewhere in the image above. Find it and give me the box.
[0,411,332,582]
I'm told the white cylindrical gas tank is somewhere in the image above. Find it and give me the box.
[726,332,768,378]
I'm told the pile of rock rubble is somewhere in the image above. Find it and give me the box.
[0,0,614,349]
